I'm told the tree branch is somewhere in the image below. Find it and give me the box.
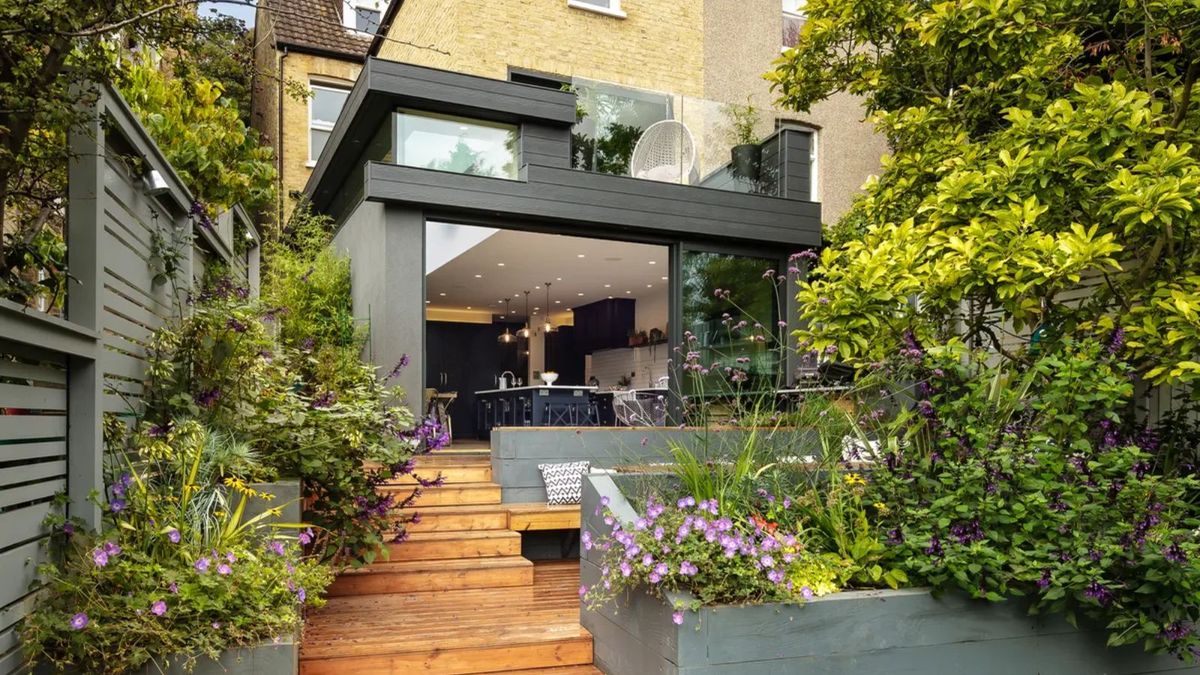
[1172,58,1199,129]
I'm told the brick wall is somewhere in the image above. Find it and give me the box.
[379,0,704,97]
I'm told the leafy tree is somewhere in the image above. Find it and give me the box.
[120,61,276,215]
[171,13,254,125]
[771,0,1200,392]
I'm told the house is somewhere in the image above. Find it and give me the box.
[250,0,393,223]
[371,0,887,224]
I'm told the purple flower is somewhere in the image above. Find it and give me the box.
[672,611,684,625]
[800,586,814,600]
[69,613,89,630]
[169,582,179,594]
[767,569,786,584]
[195,557,210,573]
[212,621,222,629]
[91,548,109,568]
[1036,569,1052,590]
[111,481,126,498]
[297,587,307,602]
[1164,543,1188,564]
[268,540,286,556]
[619,561,632,577]
[217,563,232,575]
[299,528,314,545]
[386,355,411,380]
[109,498,125,513]
[194,388,221,407]
[167,529,181,544]
[1106,327,1125,355]
[226,551,236,563]
[225,317,247,333]
[579,584,588,598]
[1083,581,1113,606]
[581,530,593,551]
[760,555,776,568]
[679,560,698,576]
[151,600,167,616]
[62,522,75,537]
[310,391,336,409]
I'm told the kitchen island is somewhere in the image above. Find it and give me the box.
[475,385,598,429]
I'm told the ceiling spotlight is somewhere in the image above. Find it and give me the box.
[475,274,483,278]
[577,254,586,258]
[661,276,668,281]
[439,292,446,296]
[648,261,657,265]
[497,262,506,267]
[577,292,584,296]
[604,284,612,288]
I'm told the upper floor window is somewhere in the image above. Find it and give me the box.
[567,0,626,19]
[344,0,388,34]
[394,110,519,180]
[783,0,806,48]
[309,83,351,165]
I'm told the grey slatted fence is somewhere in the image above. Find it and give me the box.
[0,83,259,675]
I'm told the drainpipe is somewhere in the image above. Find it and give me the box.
[277,46,289,229]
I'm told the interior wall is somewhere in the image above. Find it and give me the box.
[633,291,669,336]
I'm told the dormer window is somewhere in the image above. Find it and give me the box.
[343,0,387,34]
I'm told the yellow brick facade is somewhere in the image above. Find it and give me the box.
[378,0,704,97]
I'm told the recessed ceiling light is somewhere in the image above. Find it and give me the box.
[439,292,446,296]
[556,277,563,281]
[555,300,562,304]
[534,285,541,289]
[466,306,472,309]
[608,295,614,299]
[661,276,668,281]
[475,274,483,278]
[497,262,505,266]
[534,306,540,310]
[577,254,586,258]
[567,308,573,312]
[647,284,653,288]
[648,261,657,265]
[577,292,584,296]
[604,284,611,288]
[425,300,430,304]
[625,290,632,294]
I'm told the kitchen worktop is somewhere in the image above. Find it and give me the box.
[474,384,598,395]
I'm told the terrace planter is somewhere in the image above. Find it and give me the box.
[580,473,1198,674]
[729,144,761,181]
[38,636,298,675]
[246,479,301,526]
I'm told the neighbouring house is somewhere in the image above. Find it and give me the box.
[251,0,392,224]
[372,0,887,224]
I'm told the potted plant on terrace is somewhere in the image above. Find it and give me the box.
[722,98,762,181]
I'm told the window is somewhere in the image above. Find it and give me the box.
[343,0,388,33]
[783,0,806,48]
[393,110,519,179]
[567,0,626,19]
[309,83,350,165]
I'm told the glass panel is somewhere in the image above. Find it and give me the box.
[311,87,349,127]
[394,110,519,179]
[680,251,784,398]
[570,78,671,176]
[355,8,381,32]
[783,0,806,48]
[573,0,613,6]
[310,128,331,162]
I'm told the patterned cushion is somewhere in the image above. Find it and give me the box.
[537,461,590,506]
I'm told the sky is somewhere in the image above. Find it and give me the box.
[198,1,257,27]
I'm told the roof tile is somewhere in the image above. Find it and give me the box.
[263,0,371,59]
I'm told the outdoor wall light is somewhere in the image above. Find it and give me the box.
[143,169,170,197]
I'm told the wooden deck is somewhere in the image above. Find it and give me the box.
[302,446,598,674]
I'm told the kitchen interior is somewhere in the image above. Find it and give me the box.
[425,222,671,441]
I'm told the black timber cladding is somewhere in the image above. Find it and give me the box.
[307,57,821,247]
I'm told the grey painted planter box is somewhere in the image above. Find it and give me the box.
[580,473,1199,675]
[133,638,298,675]
[246,480,301,527]
[491,427,816,503]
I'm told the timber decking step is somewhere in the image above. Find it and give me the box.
[379,481,501,507]
[386,463,492,485]
[506,503,582,531]
[327,555,534,596]
[397,504,511,533]
[387,529,522,561]
[500,667,603,674]
[302,561,591,675]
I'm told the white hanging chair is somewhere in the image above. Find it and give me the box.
[629,120,697,185]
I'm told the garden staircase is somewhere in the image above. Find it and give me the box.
[299,448,599,674]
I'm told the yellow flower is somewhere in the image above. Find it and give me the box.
[874,501,890,515]
[843,473,867,486]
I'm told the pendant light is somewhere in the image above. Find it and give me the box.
[517,290,532,339]
[497,298,516,344]
[542,282,557,334]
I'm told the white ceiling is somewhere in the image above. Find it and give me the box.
[425,223,669,320]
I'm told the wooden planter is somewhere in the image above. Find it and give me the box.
[39,637,298,675]
[580,473,1198,674]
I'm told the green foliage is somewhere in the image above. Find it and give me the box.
[870,340,1200,658]
[23,422,331,674]
[121,62,276,216]
[722,97,761,146]
[172,14,254,126]
[772,0,1200,393]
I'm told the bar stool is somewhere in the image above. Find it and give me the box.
[544,401,575,426]
[494,398,512,428]
[583,394,602,426]
[515,396,532,426]
[477,398,493,433]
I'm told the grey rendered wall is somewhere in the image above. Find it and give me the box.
[581,474,1197,675]
[331,201,424,407]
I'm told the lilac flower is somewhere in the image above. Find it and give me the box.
[679,561,698,576]
[581,530,593,551]
[800,586,814,600]
[268,540,286,556]
[151,600,167,616]
[297,587,307,602]
[91,548,109,568]
[311,391,336,409]
[1036,569,1052,590]
[62,522,74,537]
[212,621,222,629]
[677,496,695,509]
[167,529,181,543]
[1083,581,1113,607]
[109,498,125,513]
[169,582,179,594]
[195,557,210,573]
[672,611,684,625]
[217,563,232,575]
[619,561,632,577]
[579,584,588,598]
[194,388,221,407]
[760,555,776,568]
[1164,543,1188,564]
[767,569,786,584]
[299,528,314,545]
[70,613,89,630]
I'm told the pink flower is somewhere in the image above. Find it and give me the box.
[195,557,210,573]
[217,563,232,575]
[70,613,89,630]
[672,611,684,625]
[579,584,588,597]
[151,600,167,616]
[91,548,109,567]
[167,529,181,544]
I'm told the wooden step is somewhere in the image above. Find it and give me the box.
[327,556,534,596]
[507,503,582,531]
[501,666,603,674]
[386,463,492,485]
[380,482,501,507]
[387,529,521,561]
[397,504,511,533]
[302,561,591,674]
